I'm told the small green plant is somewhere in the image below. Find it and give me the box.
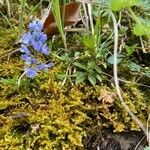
[73,59,102,85]
[110,0,140,11]
[0,0,150,149]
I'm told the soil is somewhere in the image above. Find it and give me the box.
[84,129,146,150]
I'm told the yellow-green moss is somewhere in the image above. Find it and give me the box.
[0,78,87,149]
[0,55,149,149]
[0,27,149,149]
[0,28,18,56]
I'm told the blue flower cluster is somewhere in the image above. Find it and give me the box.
[20,19,53,78]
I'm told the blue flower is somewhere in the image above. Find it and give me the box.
[40,34,47,43]
[28,20,43,31]
[35,64,45,70]
[41,44,50,55]
[21,54,39,65]
[26,68,37,78]
[33,41,43,52]
[20,44,30,55]
[21,54,31,65]
[22,32,32,45]
[20,19,53,78]
[32,31,43,41]
[44,62,54,68]
[35,62,54,70]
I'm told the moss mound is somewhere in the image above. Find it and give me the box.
[0,28,149,149]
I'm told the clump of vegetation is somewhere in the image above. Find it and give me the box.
[0,0,150,149]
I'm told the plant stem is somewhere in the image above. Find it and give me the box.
[110,11,147,135]
[18,71,26,87]
[18,0,26,40]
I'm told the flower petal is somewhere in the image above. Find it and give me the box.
[26,68,37,78]
[22,32,32,45]
[20,44,30,55]
[41,44,50,55]
[29,20,43,31]
[44,62,54,68]
[21,54,31,65]
[40,33,47,43]
[36,64,45,70]
[33,41,43,52]
[21,54,39,65]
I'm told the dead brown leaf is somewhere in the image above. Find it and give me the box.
[43,2,81,36]
[99,89,116,104]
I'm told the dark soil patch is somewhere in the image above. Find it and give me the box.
[84,129,146,150]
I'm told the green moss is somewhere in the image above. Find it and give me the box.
[0,80,87,149]
[0,28,18,56]
[0,67,149,149]
[0,26,149,149]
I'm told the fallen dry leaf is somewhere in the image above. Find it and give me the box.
[43,2,81,36]
[99,89,116,104]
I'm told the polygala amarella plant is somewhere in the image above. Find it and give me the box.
[20,19,53,78]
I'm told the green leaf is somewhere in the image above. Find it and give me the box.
[110,0,140,11]
[144,70,150,78]
[74,52,80,58]
[107,54,124,64]
[73,71,85,76]
[56,74,66,80]
[75,75,86,84]
[138,0,150,11]
[74,71,86,84]
[94,18,101,45]
[125,45,136,56]
[102,62,107,69]
[52,0,67,48]
[128,62,142,72]
[120,26,128,33]
[87,60,95,70]
[73,62,86,70]
[83,36,95,49]
[60,54,71,62]
[96,74,102,82]
[133,22,150,36]
[88,74,96,85]
[144,147,150,150]
[95,65,102,74]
